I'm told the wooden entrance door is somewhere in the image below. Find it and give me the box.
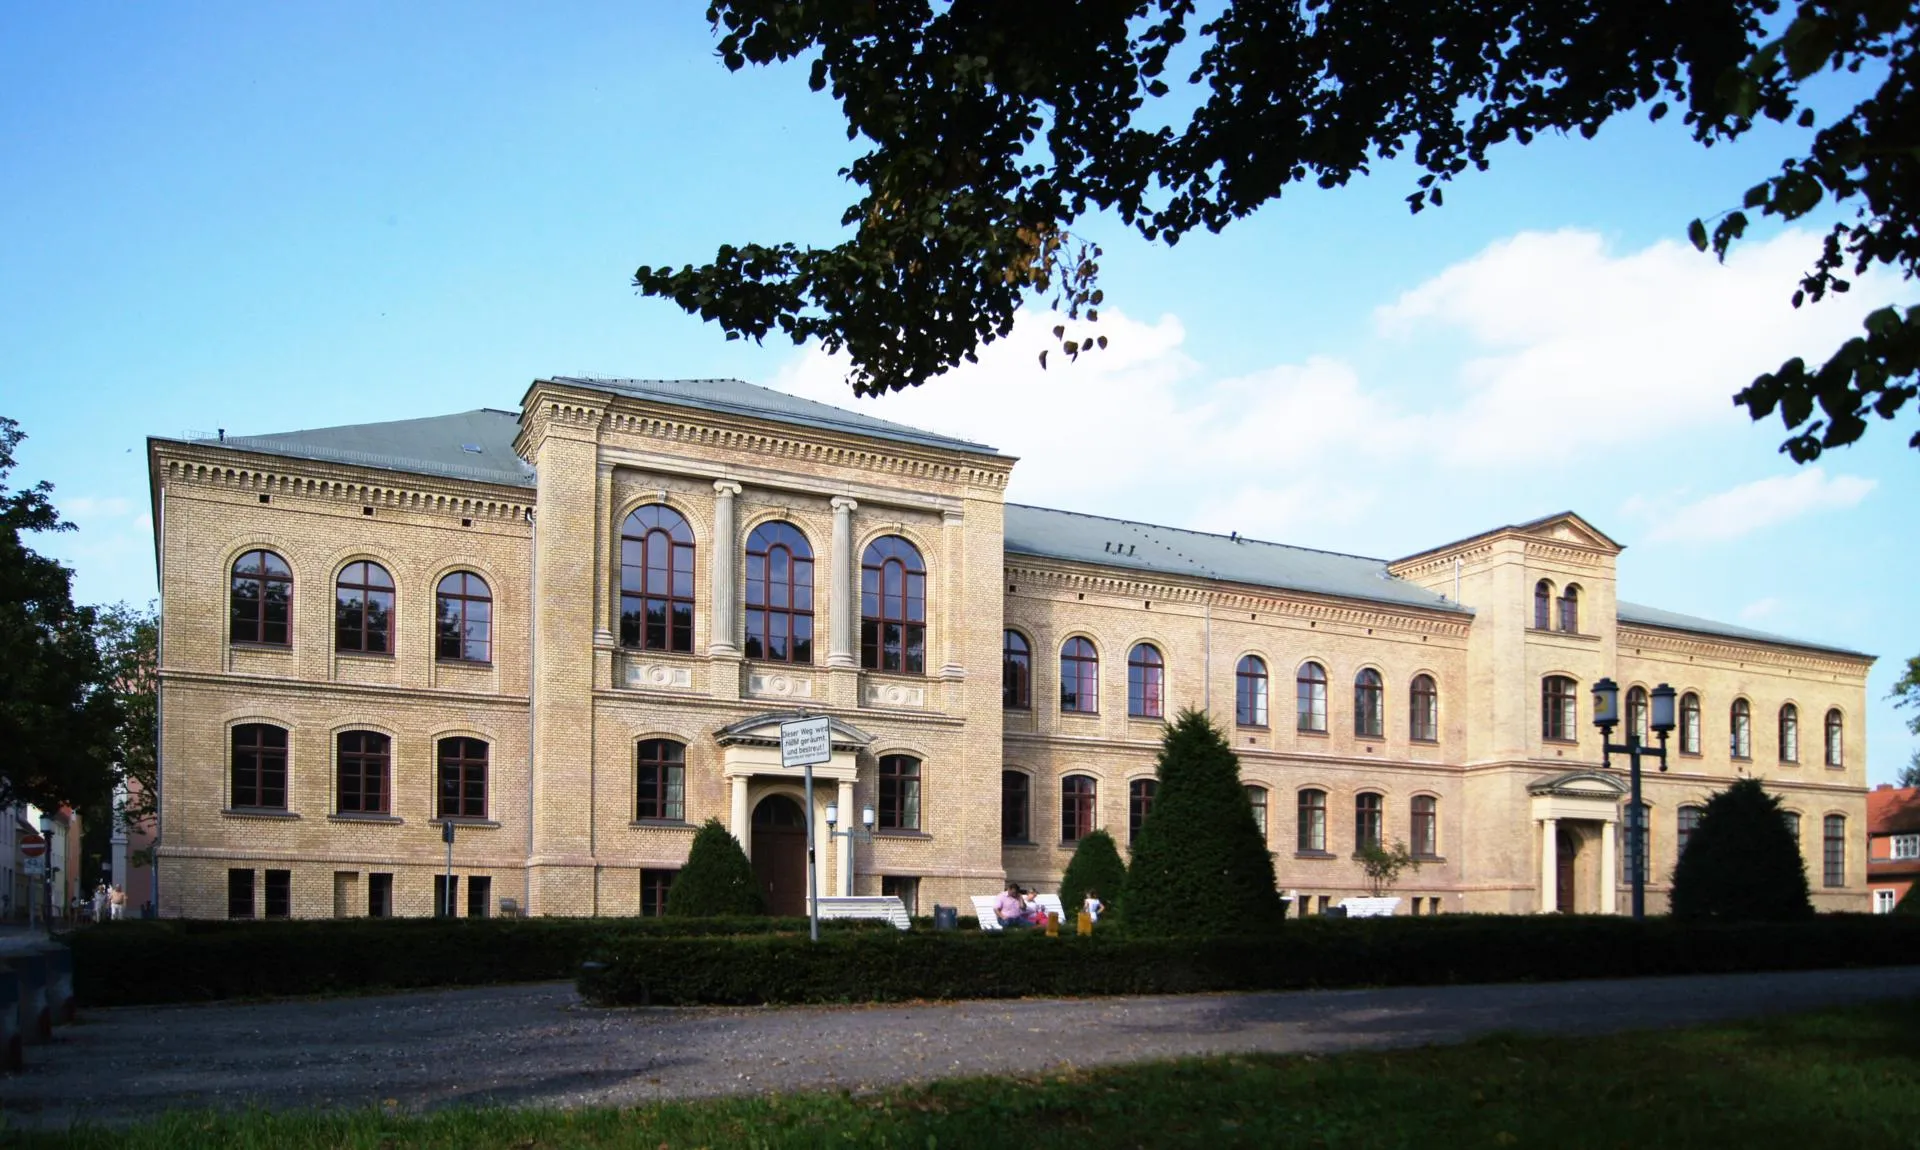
[751,794,808,917]
[1556,825,1578,913]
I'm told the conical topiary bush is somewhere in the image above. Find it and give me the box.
[1669,777,1811,920]
[665,818,766,917]
[1059,828,1127,920]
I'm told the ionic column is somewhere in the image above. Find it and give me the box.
[1540,818,1558,914]
[836,779,856,896]
[730,775,751,857]
[1600,818,1618,915]
[828,497,859,669]
[709,481,742,657]
[940,509,966,678]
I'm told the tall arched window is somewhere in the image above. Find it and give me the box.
[231,723,288,810]
[1542,676,1577,741]
[1411,795,1438,858]
[1002,630,1032,709]
[1355,792,1384,850]
[1297,789,1327,853]
[1128,643,1165,719]
[1730,699,1752,759]
[1626,686,1649,744]
[879,754,922,831]
[1677,805,1704,858]
[1128,778,1158,842]
[1354,669,1384,738]
[1246,785,1268,840]
[336,730,390,815]
[1061,774,1097,843]
[334,561,394,654]
[1533,579,1553,630]
[635,739,686,822]
[1779,703,1799,763]
[1409,674,1438,742]
[621,505,695,653]
[1823,815,1847,887]
[1297,662,1328,733]
[744,521,813,663]
[231,550,292,646]
[1558,584,1581,633]
[1060,637,1099,713]
[437,736,488,819]
[1001,770,1031,842]
[860,535,926,673]
[436,572,492,663]
[1681,692,1702,755]
[1236,656,1269,727]
[1825,708,1844,767]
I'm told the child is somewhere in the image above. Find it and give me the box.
[1082,889,1104,923]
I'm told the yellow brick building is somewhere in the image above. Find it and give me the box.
[145,377,1874,919]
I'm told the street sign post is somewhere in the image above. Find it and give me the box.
[441,820,456,917]
[779,715,833,942]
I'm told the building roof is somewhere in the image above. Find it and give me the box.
[1869,786,1920,837]
[161,409,536,489]
[1003,504,1468,614]
[1615,601,1870,659]
[543,377,1000,457]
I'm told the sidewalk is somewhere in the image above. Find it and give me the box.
[0,924,61,955]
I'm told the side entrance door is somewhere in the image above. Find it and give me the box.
[751,794,808,916]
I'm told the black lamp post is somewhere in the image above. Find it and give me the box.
[1590,678,1676,920]
[37,811,55,932]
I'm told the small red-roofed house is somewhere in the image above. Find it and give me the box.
[1867,784,1920,913]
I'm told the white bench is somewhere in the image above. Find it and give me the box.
[815,895,911,930]
[971,893,1066,930]
[1337,896,1401,918]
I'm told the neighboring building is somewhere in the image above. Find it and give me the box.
[111,778,157,916]
[145,377,1875,919]
[1868,784,1920,913]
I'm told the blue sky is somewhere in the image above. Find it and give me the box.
[4,3,1914,783]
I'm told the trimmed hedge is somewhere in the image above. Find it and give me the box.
[577,914,1920,1006]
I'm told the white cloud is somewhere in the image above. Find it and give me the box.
[1647,468,1876,543]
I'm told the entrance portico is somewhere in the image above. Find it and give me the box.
[1528,770,1628,915]
[714,712,874,900]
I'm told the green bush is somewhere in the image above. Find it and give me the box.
[1670,778,1812,921]
[1124,709,1285,936]
[1897,884,1920,915]
[666,817,765,917]
[1058,829,1127,920]
[578,914,1920,1007]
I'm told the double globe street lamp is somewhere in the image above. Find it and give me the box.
[1590,678,1676,920]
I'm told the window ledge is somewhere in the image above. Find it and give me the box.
[1355,734,1385,743]
[335,650,395,661]
[1002,838,1038,848]
[875,829,931,840]
[1678,751,1703,759]
[1410,737,1440,746]
[229,642,292,652]
[432,817,501,829]
[1414,854,1446,864]
[1128,714,1166,723]
[436,659,494,668]
[1237,723,1271,732]
[1294,850,1337,860]
[223,808,299,820]
[627,647,704,661]
[328,813,402,825]
[1060,709,1100,718]
[1003,705,1032,713]
[1297,728,1329,738]
[1731,755,1753,764]
[1542,737,1580,747]
[629,819,694,830]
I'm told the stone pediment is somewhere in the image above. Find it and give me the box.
[1527,770,1628,799]
[713,711,875,751]
[1513,512,1621,554]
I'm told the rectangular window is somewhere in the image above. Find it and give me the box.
[263,869,291,919]
[437,738,489,819]
[1297,790,1327,853]
[1246,786,1268,841]
[367,872,393,918]
[635,740,687,822]
[1823,815,1847,888]
[467,876,492,919]
[1001,771,1031,843]
[1874,889,1896,914]
[881,875,920,917]
[1354,794,1383,851]
[1411,796,1438,858]
[1892,834,1920,861]
[231,724,288,810]
[337,731,391,815]
[879,755,922,831]
[640,869,677,917]
[1061,777,1096,844]
[227,868,255,920]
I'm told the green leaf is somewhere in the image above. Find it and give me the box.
[1687,220,1709,251]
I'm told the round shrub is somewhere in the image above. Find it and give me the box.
[666,818,765,917]
[1670,777,1811,921]
[1059,829,1126,920]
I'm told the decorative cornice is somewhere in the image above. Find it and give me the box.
[1388,542,1496,582]
[155,445,534,524]
[1619,623,1872,678]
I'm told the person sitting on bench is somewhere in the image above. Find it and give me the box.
[994,882,1031,929]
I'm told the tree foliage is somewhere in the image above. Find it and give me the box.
[665,818,767,917]
[1124,708,1285,937]
[1669,777,1813,920]
[1356,839,1423,897]
[95,601,159,846]
[1058,828,1127,920]
[640,1,1919,457]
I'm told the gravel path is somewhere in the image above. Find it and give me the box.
[6,967,1919,1129]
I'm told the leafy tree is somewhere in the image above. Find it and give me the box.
[640,2,1918,458]
[1356,839,1422,898]
[1124,708,1285,937]
[1897,882,1920,915]
[665,818,766,917]
[0,416,119,816]
[1670,777,1813,920]
[1058,828,1127,920]
[95,602,159,860]
[1894,655,1920,787]
[1899,752,1920,789]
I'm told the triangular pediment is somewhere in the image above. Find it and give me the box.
[1527,769,1629,798]
[1512,512,1621,554]
[713,711,875,750]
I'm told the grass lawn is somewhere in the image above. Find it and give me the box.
[29,997,1920,1149]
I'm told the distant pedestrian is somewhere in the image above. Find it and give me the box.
[92,883,109,923]
[109,885,126,921]
[1082,889,1104,923]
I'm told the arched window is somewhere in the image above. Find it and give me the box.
[231,723,288,810]
[437,736,488,819]
[744,521,813,663]
[1542,676,1577,741]
[336,730,389,815]
[1625,802,1650,883]
[1246,785,1268,840]
[1297,662,1328,733]
[1355,792,1383,850]
[1823,815,1846,887]
[1128,778,1158,843]
[860,535,926,674]
[1825,709,1844,767]
[334,561,394,654]
[1730,699,1752,759]
[635,739,686,822]
[1061,774,1097,843]
[1128,643,1165,719]
[1558,584,1581,633]
[436,572,492,663]
[1235,656,1269,727]
[1626,686,1649,745]
[621,505,695,653]
[1409,674,1438,742]
[1779,703,1799,763]
[1354,669,1384,738]
[1060,637,1099,713]
[1001,770,1031,842]
[1533,579,1553,630]
[1681,692,1702,755]
[1002,630,1031,709]
[1677,804,1704,858]
[879,754,921,831]
[231,550,292,646]
[1411,795,1438,858]
[1297,788,1327,853]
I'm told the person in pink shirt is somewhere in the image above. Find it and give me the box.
[993,882,1029,928]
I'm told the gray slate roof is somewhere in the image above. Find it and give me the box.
[1616,601,1868,658]
[547,377,999,457]
[1003,504,1468,614]
[173,409,535,488]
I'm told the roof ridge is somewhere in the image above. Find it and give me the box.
[1005,502,1391,565]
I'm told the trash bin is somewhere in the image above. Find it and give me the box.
[932,904,958,931]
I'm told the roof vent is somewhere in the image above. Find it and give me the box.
[1127,544,1136,556]
[460,443,484,454]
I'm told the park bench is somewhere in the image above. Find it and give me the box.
[815,895,911,930]
[1336,896,1401,918]
[971,892,1067,930]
